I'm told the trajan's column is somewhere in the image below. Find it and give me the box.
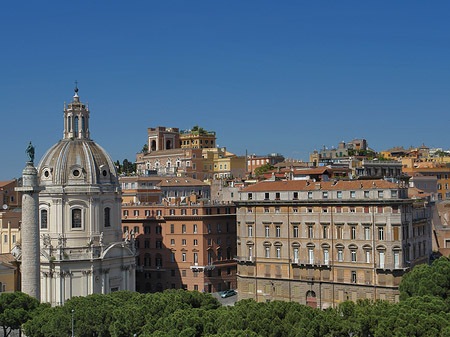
[16,142,42,300]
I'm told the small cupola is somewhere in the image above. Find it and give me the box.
[63,84,90,140]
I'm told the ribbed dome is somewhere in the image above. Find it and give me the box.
[37,139,118,186]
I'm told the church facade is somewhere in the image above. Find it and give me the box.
[34,88,135,305]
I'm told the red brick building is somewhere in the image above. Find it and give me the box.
[122,200,237,293]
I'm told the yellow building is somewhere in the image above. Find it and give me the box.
[180,127,216,149]
[202,147,246,180]
[0,210,21,254]
[0,253,19,293]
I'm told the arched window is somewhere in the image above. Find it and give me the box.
[72,208,82,228]
[40,209,48,229]
[74,116,79,135]
[68,116,72,132]
[104,207,111,227]
[81,116,85,131]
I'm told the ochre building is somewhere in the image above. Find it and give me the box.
[235,180,432,308]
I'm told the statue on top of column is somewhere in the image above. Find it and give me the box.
[26,141,35,163]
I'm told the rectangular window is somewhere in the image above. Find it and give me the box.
[217,224,221,233]
[293,248,299,263]
[394,251,400,268]
[364,191,370,198]
[171,252,175,262]
[134,210,139,216]
[364,206,370,213]
[170,239,175,246]
[323,191,328,199]
[40,209,48,229]
[170,224,174,234]
[322,207,328,213]
[337,191,342,199]
[393,226,400,241]
[182,239,186,246]
[293,226,298,238]
[264,207,269,213]
[156,240,162,249]
[182,253,186,262]
[338,249,343,262]
[248,225,253,237]
[377,206,383,214]
[336,226,343,239]
[350,191,356,198]
[293,192,298,200]
[276,247,281,259]
[207,224,211,233]
[324,249,329,265]
[265,192,269,200]
[308,248,314,264]
[265,226,270,238]
[193,239,198,246]
[378,191,384,198]
[364,227,370,240]
[351,250,357,262]
[247,207,253,213]
[72,209,82,228]
[391,190,398,198]
[275,207,280,214]
[265,247,270,258]
[336,206,342,213]
[308,225,314,239]
[12,234,15,244]
[292,207,298,213]
[351,271,357,283]
[365,250,370,263]
[193,224,197,233]
[156,225,162,234]
[350,207,355,213]
[378,227,384,241]
[248,193,253,200]
[276,226,281,238]
[323,226,328,239]
[392,205,399,213]
[351,226,356,240]
[308,192,313,199]
[275,192,280,200]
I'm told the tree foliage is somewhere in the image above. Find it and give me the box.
[0,292,42,337]
[11,258,450,336]
[254,163,275,176]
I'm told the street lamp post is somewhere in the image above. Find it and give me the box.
[71,309,75,337]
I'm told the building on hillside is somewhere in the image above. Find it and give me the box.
[0,210,21,254]
[137,126,244,181]
[402,159,450,200]
[202,147,246,180]
[211,180,242,203]
[0,180,21,210]
[235,179,432,308]
[147,127,180,152]
[247,154,285,175]
[180,127,216,149]
[0,253,20,292]
[354,160,403,179]
[309,139,373,166]
[158,177,210,201]
[408,174,438,200]
[19,88,136,305]
[273,160,309,171]
[122,199,237,293]
[120,176,163,204]
[433,200,450,256]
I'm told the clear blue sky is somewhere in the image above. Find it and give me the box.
[1,1,449,179]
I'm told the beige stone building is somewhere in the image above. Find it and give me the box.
[0,210,21,254]
[235,180,432,308]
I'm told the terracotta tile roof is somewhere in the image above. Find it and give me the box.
[157,177,209,187]
[242,179,399,192]
[0,181,14,188]
[0,253,16,267]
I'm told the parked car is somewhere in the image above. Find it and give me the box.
[220,289,237,298]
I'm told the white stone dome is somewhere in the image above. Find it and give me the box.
[37,89,118,186]
[38,139,118,186]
